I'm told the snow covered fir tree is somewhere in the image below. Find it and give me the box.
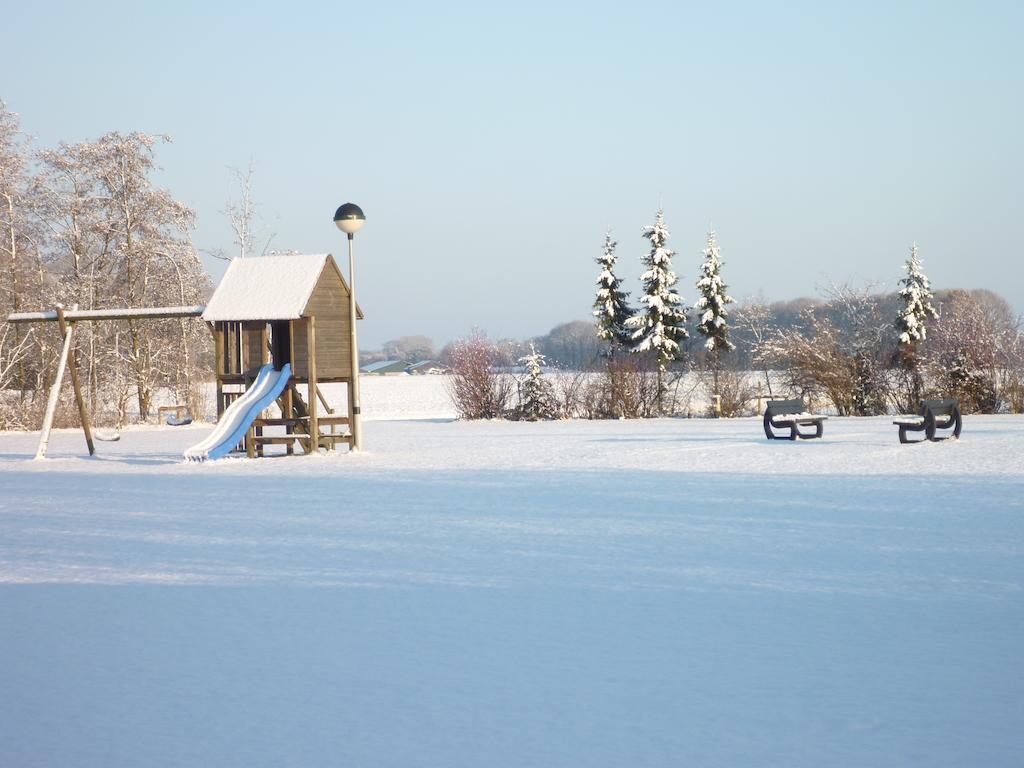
[694,228,735,399]
[895,243,938,346]
[895,242,939,406]
[515,344,559,421]
[625,209,688,412]
[592,230,633,353]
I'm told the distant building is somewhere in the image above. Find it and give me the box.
[406,360,450,375]
[361,359,409,375]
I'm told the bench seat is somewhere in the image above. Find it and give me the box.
[764,399,827,440]
[774,412,828,423]
[895,399,962,443]
[891,416,925,426]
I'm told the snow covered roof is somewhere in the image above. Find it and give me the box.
[203,254,332,322]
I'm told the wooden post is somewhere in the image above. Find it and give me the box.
[283,385,294,456]
[56,306,94,456]
[306,315,318,455]
[261,323,270,365]
[288,320,296,374]
[236,322,244,374]
[284,320,294,456]
[212,323,224,418]
[35,305,76,459]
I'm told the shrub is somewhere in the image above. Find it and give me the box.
[445,330,512,420]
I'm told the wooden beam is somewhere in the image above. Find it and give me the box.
[35,306,76,459]
[235,322,243,374]
[7,305,205,324]
[288,319,296,376]
[316,385,334,414]
[282,359,294,456]
[212,323,224,418]
[56,307,95,456]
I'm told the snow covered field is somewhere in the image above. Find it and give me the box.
[1,377,1022,767]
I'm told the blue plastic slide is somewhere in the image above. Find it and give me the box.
[184,363,292,461]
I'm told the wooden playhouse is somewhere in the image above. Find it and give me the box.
[202,253,363,456]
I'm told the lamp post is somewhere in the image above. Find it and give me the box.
[334,202,365,452]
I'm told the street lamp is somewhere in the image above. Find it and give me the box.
[334,202,365,452]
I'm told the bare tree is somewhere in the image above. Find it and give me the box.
[734,296,775,397]
[445,330,512,419]
[760,283,889,415]
[220,161,275,260]
[0,322,35,428]
[926,290,1003,413]
[0,102,45,401]
[578,354,664,419]
[760,310,854,413]
[35,132,206,421]
[824,281,890,414]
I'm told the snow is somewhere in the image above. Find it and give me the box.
[202,253,332,321]
[769,411,828,422]
[1,376,1023,766]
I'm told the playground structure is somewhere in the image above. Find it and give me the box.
[6,252,363,461]
[5,304,205,458]
[192,253,362,460]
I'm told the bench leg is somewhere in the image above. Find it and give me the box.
[899,426,927,444]
[763,425,797,440]
[795,422,824,439]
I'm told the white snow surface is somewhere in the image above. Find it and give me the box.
[2,376,1023,767]
[202,253,331,321]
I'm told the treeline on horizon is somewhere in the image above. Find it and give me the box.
[416,207,1024,418]
[484,287,1017,370]
[3,103,1022,431]
[365,283,1024,418]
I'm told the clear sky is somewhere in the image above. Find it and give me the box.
[5,0,1022,348]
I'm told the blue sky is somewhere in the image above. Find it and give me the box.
[5,0,1022,348]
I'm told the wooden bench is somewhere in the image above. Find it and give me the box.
[763,398,827,440]
[893,399,962,443]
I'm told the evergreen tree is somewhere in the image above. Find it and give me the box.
[895,242,939,407]
[592,230,633,350]
[694,228,735,406]
[515,344,559,421]
[694,228,735,354]
[625,209,687,411]
[895,243,938,345]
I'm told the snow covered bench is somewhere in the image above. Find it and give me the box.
[763,398,827,440]
[893,399,962,444]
